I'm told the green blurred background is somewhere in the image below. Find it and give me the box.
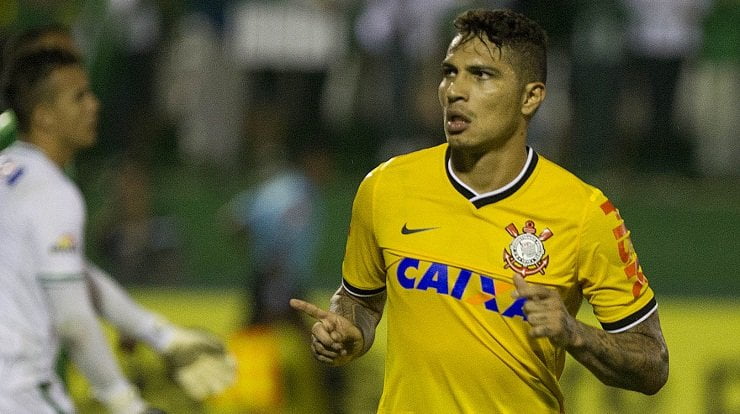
[2,0,738,413]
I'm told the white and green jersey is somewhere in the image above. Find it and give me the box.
[0,141,84,412]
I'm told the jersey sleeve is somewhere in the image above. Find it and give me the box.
[28,183,87,282]
[577,189,656,333]
[0,110,17,151]
[341,166,386,297]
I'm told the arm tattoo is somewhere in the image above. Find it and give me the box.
[567,311,669,394]
[330,287,386,355]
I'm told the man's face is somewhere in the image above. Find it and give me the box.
[43,65,99,150]
[438,35,526,152]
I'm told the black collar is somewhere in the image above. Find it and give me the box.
[445,146,539,208]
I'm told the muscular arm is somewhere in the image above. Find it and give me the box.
[564,311,669,394]
[329,286,386,355]
[514,275,668,395]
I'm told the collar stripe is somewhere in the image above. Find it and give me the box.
[445,147,539,208]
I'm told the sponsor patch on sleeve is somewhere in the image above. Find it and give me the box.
[50,233,78,253]
[0,156,24,186]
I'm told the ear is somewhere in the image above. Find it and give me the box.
[32,104,55,131]
[521,82,546,117]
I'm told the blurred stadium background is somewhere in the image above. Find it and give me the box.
[1,0,738,413]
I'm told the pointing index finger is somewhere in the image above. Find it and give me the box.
[290,298,330,320]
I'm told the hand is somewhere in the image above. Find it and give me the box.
[289,298,363,366]
[512,274,581,348]
[162,328,237,400]
[100,383,163,414]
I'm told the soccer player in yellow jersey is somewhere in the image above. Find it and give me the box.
[290,8,669,413]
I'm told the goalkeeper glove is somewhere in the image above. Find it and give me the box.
[97,382,165,414]
[162,327,237,400]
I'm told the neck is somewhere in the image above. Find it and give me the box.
[449,139,528,194]
[23,132,74,168]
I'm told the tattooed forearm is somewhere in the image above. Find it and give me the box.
[566,311,669,394]
[330,287,386,355]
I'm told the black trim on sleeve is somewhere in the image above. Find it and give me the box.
[600,297,658,332]
[342,278,386,297]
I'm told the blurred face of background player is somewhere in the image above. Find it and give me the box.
[438,35,544,154]
[36,63,100,152]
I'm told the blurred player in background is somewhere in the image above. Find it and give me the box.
[291,8,669,413]
[0,45,234,413]
[215,104,340,413]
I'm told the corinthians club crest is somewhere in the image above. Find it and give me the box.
[503,220,553,277]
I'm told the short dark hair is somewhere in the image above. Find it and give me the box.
[452,9,548,84]
[1,48,82,133]
[1,23,73,69]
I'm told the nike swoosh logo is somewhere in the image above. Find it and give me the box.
[401,223,439,235]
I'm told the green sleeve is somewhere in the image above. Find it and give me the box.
[0,110,17,151]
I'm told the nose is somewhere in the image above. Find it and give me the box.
[443,78,467,104]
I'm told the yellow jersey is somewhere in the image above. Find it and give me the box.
[341,144,656,414]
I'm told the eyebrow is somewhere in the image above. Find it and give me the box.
[461,63,503,78]
[467,64,498,73]
[441,53,502,68]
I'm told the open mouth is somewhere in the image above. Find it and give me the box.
[446,111,471,134]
